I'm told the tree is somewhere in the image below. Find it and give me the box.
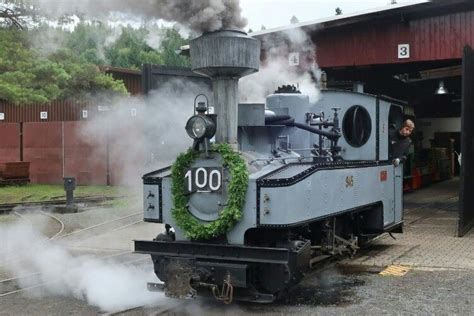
[105,26,163,70]
[64,22,110,65]
[0,0,42,29]
[103,26,189,69]
[335,7,342,15]
[0,28,127,104]
[48,49,128,99]
[158,28,190,67]
[0,29,67,103]
[0,1,27,28]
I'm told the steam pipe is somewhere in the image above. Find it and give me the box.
[212,78,239,145]
[265,115,340,140]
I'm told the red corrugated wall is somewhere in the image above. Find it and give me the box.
[7,121,145,185]
[23,122,63,184]
[0,123,20,162]
[314,11,474,67]
[63,122,108,185]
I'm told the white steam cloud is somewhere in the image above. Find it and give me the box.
[239,28,321,103]
[79,79,210,188]
[0,222,163,312]
[34,0,247,33]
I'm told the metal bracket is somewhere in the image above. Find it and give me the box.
[211,274,234,304]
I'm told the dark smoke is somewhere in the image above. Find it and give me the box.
[35,0,247,33]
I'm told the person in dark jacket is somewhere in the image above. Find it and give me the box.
[389,119,415,166]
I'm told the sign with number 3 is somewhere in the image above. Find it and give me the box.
[398,44,410,59]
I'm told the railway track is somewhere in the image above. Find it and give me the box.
[1,210,144,267]
[0,252,150,298]
[0,197,155,310]
[0,196,122,214]
[103,302,185,316]
[0,206,148,298]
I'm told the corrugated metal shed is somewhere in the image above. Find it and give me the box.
[0,100,91,123]
[314,10,474,67]
[254,0,474,68]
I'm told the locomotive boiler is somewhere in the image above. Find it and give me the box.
[135,30,405,303]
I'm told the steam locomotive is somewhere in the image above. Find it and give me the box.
[134,30,405,303]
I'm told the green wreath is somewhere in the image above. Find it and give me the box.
[171,143,249,240]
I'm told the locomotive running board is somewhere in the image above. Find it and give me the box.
[134,240,295,264]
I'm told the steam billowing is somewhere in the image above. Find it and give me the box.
[0,221,163,312]
[240,28,321,103]
[78,79,210,188]
[34,0,247,33]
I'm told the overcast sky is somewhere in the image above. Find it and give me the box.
[240,0,415,31]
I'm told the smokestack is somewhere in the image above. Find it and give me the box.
[190,30,260,146]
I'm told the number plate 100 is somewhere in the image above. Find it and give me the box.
[184,167,223,194]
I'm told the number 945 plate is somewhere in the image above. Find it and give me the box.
[184,167,223,194]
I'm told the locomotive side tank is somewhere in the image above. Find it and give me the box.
[135,30,405,303]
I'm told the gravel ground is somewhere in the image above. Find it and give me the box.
[140,266,474,316]
[3,264,471,316]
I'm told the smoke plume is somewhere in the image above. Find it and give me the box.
[239,28,321,103]
[34,0,247,33]
[0,221,164,312]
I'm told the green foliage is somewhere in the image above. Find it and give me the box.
[171,144,249,240]
[103,26,190,70]
[0,18,191,103]
[0,29,67,103]
[65,22,109,65]
[105,27,160,70]
[0,28,127,104]
[159,28,190,67]
[48,49,128,97]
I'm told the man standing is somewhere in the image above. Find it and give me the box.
[390,119,415,166]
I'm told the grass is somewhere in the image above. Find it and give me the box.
[0,184,132,204]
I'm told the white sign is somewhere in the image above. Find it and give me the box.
[288,52,300,66]
[40,111,48,120]
[130,108,137,117]
[0,113,4,121]
[98,105,110,112]
[82,110,88,119]
[398,44,410,59]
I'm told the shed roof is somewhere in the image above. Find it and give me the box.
[251,0,472,39]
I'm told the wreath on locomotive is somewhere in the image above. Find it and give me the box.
[171,99,248,240]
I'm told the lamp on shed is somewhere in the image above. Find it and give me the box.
[435,80,448,95]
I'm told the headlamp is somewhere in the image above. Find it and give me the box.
[185,115,216,140]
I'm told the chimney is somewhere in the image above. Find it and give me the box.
[190,30,260,146]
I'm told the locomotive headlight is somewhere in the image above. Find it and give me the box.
[185,115,216,140]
